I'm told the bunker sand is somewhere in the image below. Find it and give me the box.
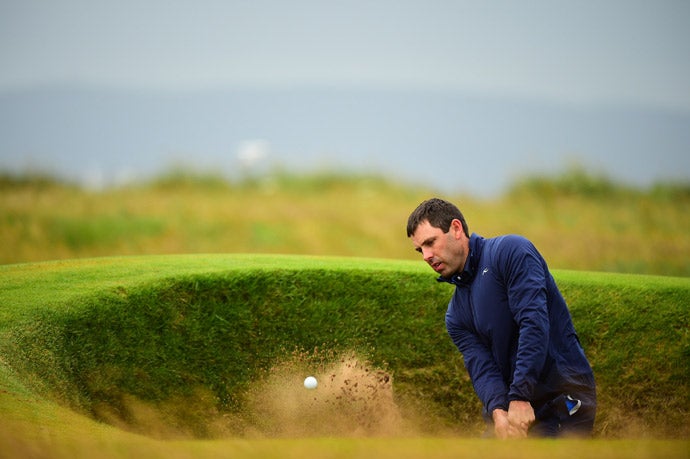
[242,352,408,437]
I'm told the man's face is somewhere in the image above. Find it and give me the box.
[410,219,468,278]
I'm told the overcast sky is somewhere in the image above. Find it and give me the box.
[2,0,690,111]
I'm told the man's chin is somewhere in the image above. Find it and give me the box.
[436,267,451,277]
[437,266,459,278]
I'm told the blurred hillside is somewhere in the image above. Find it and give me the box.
[1,168,688,276]
[2,86,689,198]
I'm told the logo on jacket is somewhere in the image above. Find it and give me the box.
[482,267,489,275]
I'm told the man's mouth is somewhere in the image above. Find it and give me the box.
[430,261,443,272]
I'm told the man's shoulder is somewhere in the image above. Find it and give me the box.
[485,234,532,251]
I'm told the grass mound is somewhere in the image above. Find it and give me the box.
[0,254,688,443]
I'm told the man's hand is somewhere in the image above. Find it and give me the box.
[507,400,535,436]
[493,401,535,439]
[492,409,524,439]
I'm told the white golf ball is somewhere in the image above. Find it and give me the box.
[304,376,318,389]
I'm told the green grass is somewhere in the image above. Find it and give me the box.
[1,170,688,457]
[1,254,688,457]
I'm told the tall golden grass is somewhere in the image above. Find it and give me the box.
[1,170,688,276]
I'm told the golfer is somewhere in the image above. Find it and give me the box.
[407,198,596,438]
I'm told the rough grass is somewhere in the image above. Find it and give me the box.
[1,169,689,276]
[1,254,688,459]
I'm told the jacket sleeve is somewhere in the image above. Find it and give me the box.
[446,309,509,414]
[499,236,550,402]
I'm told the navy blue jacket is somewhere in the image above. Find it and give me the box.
[442,233,595,415]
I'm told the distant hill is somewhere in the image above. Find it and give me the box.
[1,85,688,196]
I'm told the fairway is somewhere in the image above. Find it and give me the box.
[1,254,688,457]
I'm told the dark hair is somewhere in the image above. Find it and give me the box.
[406,198,469,237]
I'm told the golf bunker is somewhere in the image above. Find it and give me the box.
[2,266,460,438]
[1,256,688,439]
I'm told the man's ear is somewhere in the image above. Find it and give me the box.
[450,219,464,239]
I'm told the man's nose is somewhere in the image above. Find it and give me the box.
[422,248,433,263]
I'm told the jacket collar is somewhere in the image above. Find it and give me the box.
[437,233,484,286]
